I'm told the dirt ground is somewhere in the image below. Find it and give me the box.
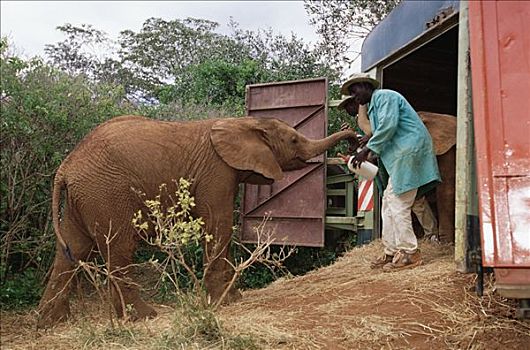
[1,240,529,349]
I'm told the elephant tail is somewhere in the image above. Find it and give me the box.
[52,170,75,262]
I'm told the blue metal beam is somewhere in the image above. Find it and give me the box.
[361,0,460,71]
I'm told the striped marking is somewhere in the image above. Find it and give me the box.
[358,179,374,211]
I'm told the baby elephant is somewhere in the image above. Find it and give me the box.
[38,115,357,327]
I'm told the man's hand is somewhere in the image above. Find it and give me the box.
[340,122,351,132]
[351,146,371,168]
[357,134,371,147]
[337,152,350,163]
[367,152,378,164]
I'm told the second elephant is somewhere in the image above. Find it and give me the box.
[418,111,457,243]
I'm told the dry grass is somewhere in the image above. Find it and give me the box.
[220,241,530,349]
[2,240,529,350]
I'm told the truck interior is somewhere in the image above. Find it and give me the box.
[381,25,459,116]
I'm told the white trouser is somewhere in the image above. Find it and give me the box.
[382,180,418,255]
[412,196,438,238]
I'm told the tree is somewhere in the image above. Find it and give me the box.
[164,22,339,109]
[44,24,111,78]
[117,18,234,97]
[44,17,341,105]
[304,0,401,72]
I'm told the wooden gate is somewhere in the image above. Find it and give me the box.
[240,78,328,247]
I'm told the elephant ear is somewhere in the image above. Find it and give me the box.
[418,112,457,155]
[210,118,283,181]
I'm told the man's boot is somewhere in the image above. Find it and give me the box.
[382,250,422,272]
[370,253,394,269]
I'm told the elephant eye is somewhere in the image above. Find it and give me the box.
[291,136,297,144]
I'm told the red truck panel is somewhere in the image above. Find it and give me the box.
[469,0,530,268]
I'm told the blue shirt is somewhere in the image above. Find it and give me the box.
[366,89,441,195]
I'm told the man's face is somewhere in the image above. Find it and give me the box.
[344,100,359,116]
[349,84,372,105]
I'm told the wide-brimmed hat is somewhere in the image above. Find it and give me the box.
[337,95,355,110]
[340,73,380,95]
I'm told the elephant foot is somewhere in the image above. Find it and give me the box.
[204,284,242,306]
[129,302,157,321]
[438,229,455,244]
[37,298,70,329]
[423,233,440,243]
[224,286,243,304]
[217,286,243,305]
[114,297,157,321]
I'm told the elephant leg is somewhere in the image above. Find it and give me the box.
[436,147,456,243]
[204,212,241,304]
[96,230,157,321]
[196,190,241,304]
[37,213,94,328]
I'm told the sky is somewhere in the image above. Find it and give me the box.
[1,1,322,57]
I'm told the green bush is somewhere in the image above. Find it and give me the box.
[0,43,133,308]
[0,267,42,309]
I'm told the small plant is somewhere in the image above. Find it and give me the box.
[155,292,261,349]
[220,218,294,307]
[130,178,291,348]
[132,179,294,307]
[132,178,213,299]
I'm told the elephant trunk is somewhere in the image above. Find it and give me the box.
[301,129,358,160]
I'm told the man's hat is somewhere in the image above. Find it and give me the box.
[337,95,355,110]
[340,73,380,95]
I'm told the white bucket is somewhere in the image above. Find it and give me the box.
[347,157,378,180]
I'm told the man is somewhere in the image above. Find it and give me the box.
[338,96,440,242]
[337,96,370,153]
[340,73,441,272]
[338,96,371,136]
